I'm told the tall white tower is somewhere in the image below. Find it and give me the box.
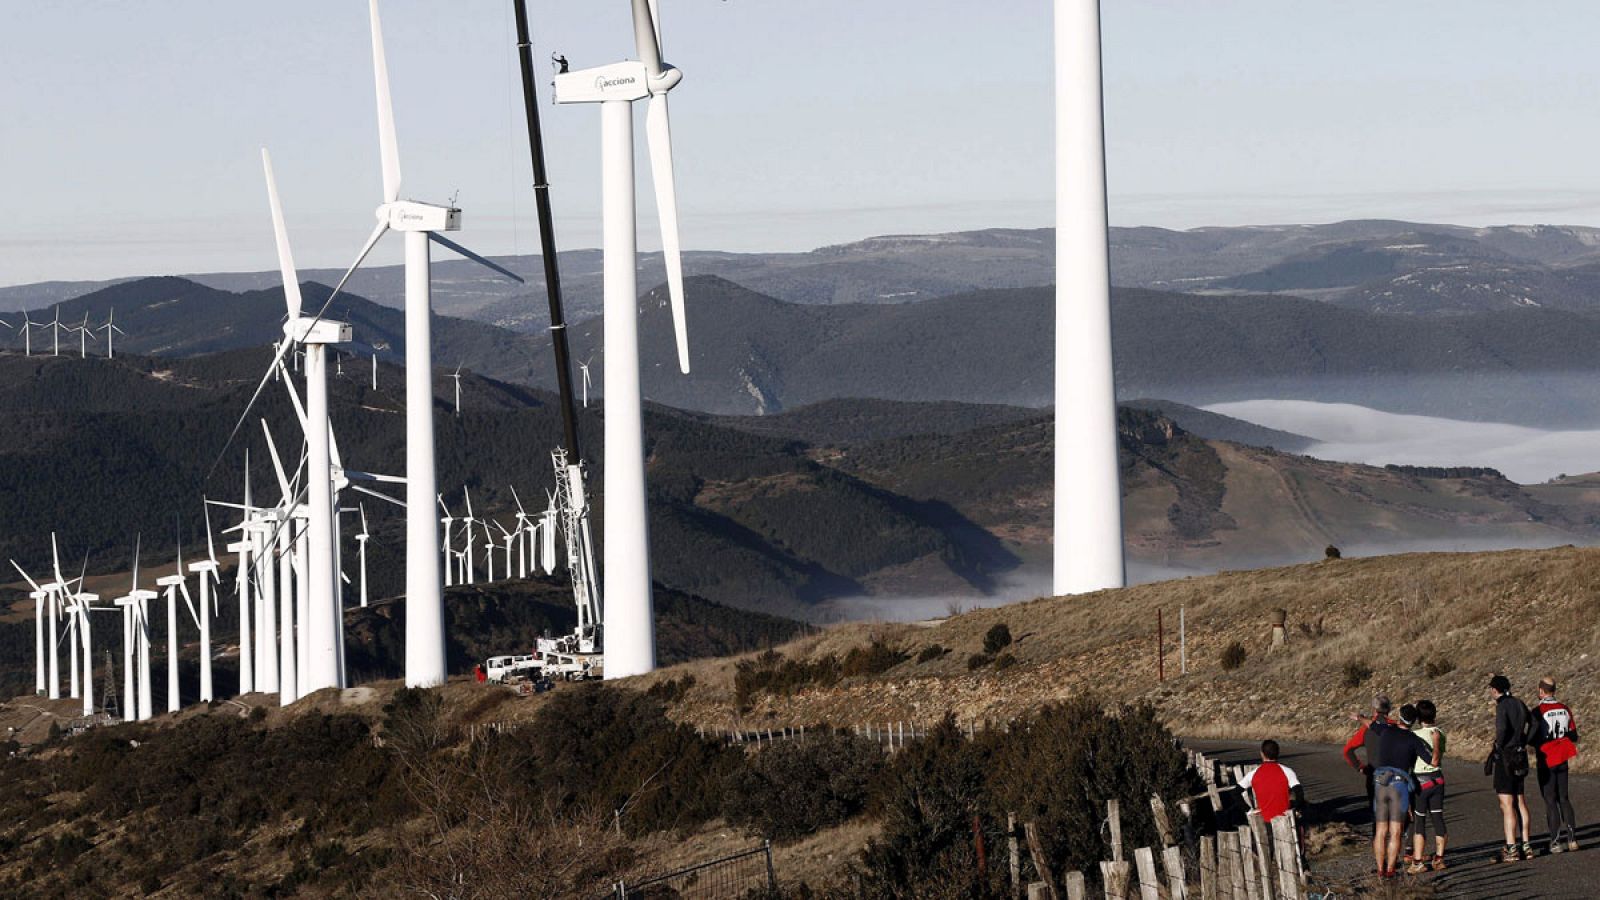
[1053,0,1126,596]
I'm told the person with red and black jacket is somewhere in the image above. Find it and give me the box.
[1344,694,1394,830]
[1532,677,1580,854]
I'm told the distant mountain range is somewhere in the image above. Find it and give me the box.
[12,274,1600,427]
[14,220,1600,325]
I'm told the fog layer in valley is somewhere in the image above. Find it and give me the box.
[1206,399,1600,483]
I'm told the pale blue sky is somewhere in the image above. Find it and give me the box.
[6,1,1600,284]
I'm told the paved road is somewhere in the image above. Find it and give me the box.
[1189,739,1599,899]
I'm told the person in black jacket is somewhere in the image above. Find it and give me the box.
[1489,674,1534,861]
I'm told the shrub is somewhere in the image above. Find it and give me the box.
[645,674,697,703]
[1342,660,1374,688]
[993,653,1018,671]
[1325,545,1342,559]
[248,706,267,723]
[1424,658,1455,678]
[916,645,948,664]
[967,653,993,671]
[734,650,842,708]
[842,640,910,677]
[983,623,1013,655]
[724,731,885,842]
[1220,642,1247,671]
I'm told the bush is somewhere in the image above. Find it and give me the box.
[916,645,948,664]
[983,623,1014,655]
[1220,642,1247,671]
[724,731,886,842]
[645,674,696,704]
[993,653,1018,671]
[1424,658,1455,678]
[967,653,993,671]
[1343,660,1374,688]
[841,640,910,677]
[1324,545,1342,559]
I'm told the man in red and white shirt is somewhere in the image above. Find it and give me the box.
[1239,739,1303,823]
[1533,678,1580,853]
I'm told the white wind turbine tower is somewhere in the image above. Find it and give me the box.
[541,491,558,576]
[355,504,371,608]
[222,458,256,695]
[261,422,302,705]
[69,590,100,718]
[48,306,65,357]
[261,148,350,696]
[495,521,516,581]
[509,486,531,578]
[554,0,691,677]
[438,495,455,588]
[19,311,36,356]
[188,504,223,702]
[450,363,463,416]
[578,358,593,408]
[461,487,480,585]
[157,536,199,714]
[96,309,127,358]
[481,521,496,582]
[73,313,92,358]
[111,538,158,721]
[11,562,50,696]
[1053,0,1125,595]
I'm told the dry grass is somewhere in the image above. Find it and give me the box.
[638,546,1600,770]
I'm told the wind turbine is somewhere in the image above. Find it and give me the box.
[222,455,256,695]
[69,590,100,718]
[48,306,64,357]
[461,487,480,585]
[96,309,127,358]
[73,313,92,358]
[437,495,455,588]
[355,504,371,608]
[261,421,301,705]
[111,536,158,721]
[450,363,463,416]
[578,357,592,408]
[188,503,223,702]
[11,562,48,695]
[554,0,690,678]
[19,311,35,356]
[509,486,531,578]
[260,147,350,697]
[481,521,496,582]
[495,521,516,581]
[1053,0,1125,595]
[156,532,198,714]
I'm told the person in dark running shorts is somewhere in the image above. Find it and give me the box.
[1344,694,1394,832]
[1408,700,1448,873]
[1489,674,1534,861]
[1531,677,1580,854]
[1369,707,1440,879]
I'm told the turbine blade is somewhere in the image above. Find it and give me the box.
[369,0,402,203]
[350,483,405,509]
[359,503,369,533]
[10,560,41,593]
[631,0,663,74]
[646,94,690,374]
[203,500,218,563]
[261,421,293,501]
[208,336,296,479]
[261,148,305,320]
[180,580,200,628]
[428,233,524,284]
[51,533,65,587]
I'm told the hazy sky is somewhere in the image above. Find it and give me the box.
[8,1,1600,285]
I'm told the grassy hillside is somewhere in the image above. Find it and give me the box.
[645,545,1600,769]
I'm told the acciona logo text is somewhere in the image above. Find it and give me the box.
[596,75,637,91]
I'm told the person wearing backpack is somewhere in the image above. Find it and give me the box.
[1532,677,1580,854]
[1408,700,1448,873]
[1488,674,1534,861]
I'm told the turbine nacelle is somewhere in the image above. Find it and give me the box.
[379,200,461,233]
[555,61,680,105]
[284,317,353,345]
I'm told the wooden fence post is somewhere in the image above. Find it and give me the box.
[1107,799,1124,863]
[1150,795,1175,848]
[1162,846,1188,900]
[1023,822,1060,900]
[1100,860,1132,900]
[1028,884,1050,900]
[1199,834,1217,900]
[1235,827,1260,900]
[1133,847,1160,900]
[1247,812,1275,900]
[1065,871,1087,900]
[1218,830,1241,900]
[1270,813,1302,900]
[1009,812,1022,900]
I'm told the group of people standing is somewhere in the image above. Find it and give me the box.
[1335,676,1581,878]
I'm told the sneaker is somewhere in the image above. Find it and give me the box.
[1551,841,1566,855]
[1568,838,1580,853]
[1405,860,1427,875]
[1430,855,1447,871]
